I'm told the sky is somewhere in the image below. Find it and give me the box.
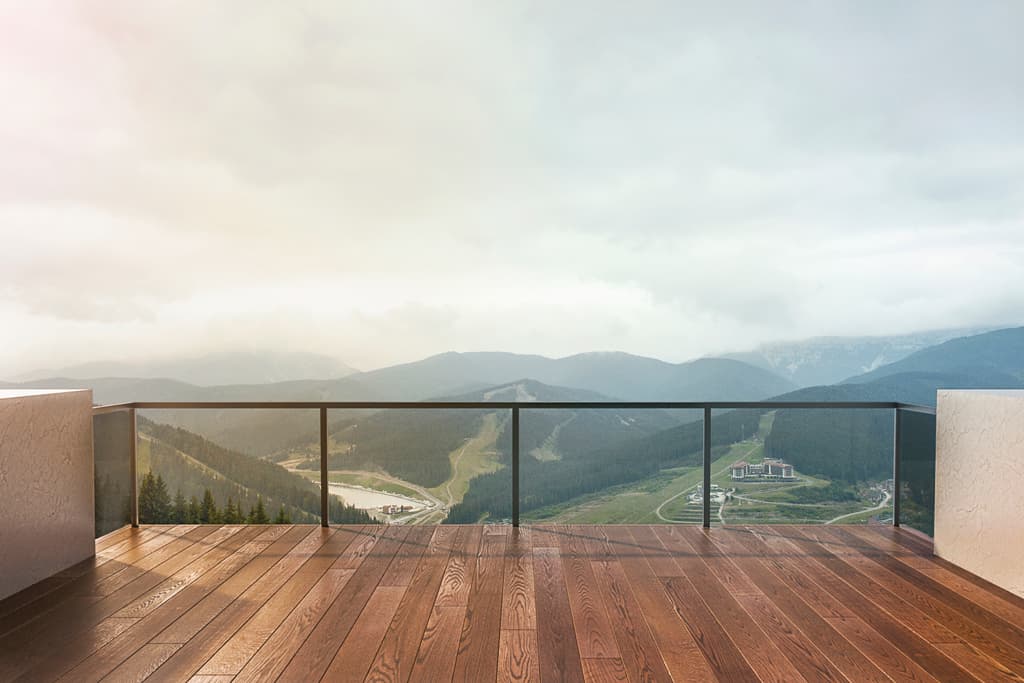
[1,1,1023,377]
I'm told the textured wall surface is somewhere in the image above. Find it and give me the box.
[935,390,1024,598]
[0,389,94,600]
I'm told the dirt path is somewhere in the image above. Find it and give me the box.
[443,442,470,507]
[824,488,892,524]
[653,442,760,523]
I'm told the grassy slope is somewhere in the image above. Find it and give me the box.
[429,412,505,506]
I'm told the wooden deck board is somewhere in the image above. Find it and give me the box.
[1,524,1023,682]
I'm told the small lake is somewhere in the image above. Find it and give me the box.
[326,483,427,511]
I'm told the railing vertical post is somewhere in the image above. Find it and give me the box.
[512,407,520,528]
[893,408,902,528]
[129,407,139,528]
[703,406,712,529]
[320,407,329,528]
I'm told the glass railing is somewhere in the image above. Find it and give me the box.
[93,409,133,537]
[90,400,936,535]
[897,408,937,536]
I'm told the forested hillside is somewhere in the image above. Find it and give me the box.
[761,327,1024,483]
[294,380,683,489]
[447,408,761,522]
[139,418,372,524]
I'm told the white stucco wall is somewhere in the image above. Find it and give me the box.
[935,389,1024,598]
[0,389,95,600]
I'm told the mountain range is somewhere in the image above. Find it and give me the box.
[14,350,359,387]
[720,326,995,387]
[19,323,1024,526]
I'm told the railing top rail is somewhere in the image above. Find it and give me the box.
[92,400,936,414]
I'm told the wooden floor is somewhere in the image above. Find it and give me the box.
[1,525,1023,682]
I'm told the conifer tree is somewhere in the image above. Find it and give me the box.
[250,496,270,524]
[273,505,291,524]
[187,495,201,523]
[139,471,172,523]
[223,497,241,523]
[172,490,187,523]
[200,488,218,523]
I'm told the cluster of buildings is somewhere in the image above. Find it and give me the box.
[380,504,414,515]
[730,457,795,481]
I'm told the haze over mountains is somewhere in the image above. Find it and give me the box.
[15,351,359,387]
[720,326,995,387]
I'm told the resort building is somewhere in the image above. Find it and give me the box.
[730,457,795,480]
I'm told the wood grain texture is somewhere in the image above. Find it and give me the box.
[533,545,585,682]
[1,524,1023,682]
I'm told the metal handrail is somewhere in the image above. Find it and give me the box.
[92,399,936,529]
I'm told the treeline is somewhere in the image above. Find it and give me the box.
[447,409,760,522]
[496,408,685,462]
[140,418,373,524]
[139,472,291,524]
[299,410,489,487]
[764,408,893,483]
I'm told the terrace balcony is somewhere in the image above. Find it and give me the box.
[1,390,1022,681]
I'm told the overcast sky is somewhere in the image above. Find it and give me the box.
[1,1,1022,377]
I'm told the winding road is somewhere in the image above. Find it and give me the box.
[653,442,760,523]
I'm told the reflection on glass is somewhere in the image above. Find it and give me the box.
[899,410,936,536]
[94,411,131,537]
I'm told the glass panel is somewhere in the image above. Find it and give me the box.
[136,408,339,524]
[93,411,132,537]
[899,409,936,536]
[723,408,893,526]
[514,407,726,524]
[330,408,498,524]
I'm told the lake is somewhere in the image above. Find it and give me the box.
[326,483,428,511]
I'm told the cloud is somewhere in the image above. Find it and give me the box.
[1,1,1022,377]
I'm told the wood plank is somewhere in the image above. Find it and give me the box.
[830,527,1024,656]
[0,526,195,637]
[0,526,170,625]
[93,525,134,551]
[675,527,849,683]
[54,526,300,681]
[188,528,368,675]
[322,585,407,682]
[434,526,482,607]
[708,527,890,683]
[498,629,539,683]
[153,526,361,681]
[660,575,760,683]
[84,525,208,598]
[533,545,585,682]
[404,527,484,682]
[501,526,536,630]
[0,525,251,681]
[590,557,674,682]
[737,527,941,683]
[364,525,459,683]
[781,527,980,683]
[659,525,807,683]
[6,524,1024,683]
[615,526,716,683]
[380,524,434,587]
[408,604,466,682]
[150,525,304,644]
[452,527,507,682]
[43,526,275,683]
[98,642,179,682]
[558,526,620,659]
[847,527,1024,629]
[581,657,630,683]
[884,528,1024,609]
[235,566,356,680]
[806,526,1024,680]
[274,524,412,682]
